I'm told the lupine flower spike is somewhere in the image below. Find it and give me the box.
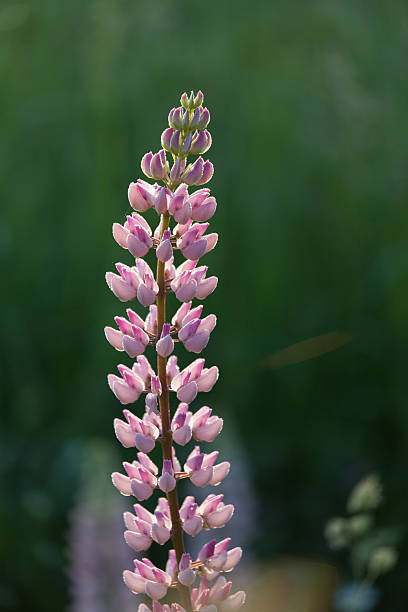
[105,91,245,612]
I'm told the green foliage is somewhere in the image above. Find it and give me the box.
[1,0,408,610]
[348,475,383,514]
[325,474,403,611]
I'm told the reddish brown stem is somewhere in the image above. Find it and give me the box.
[156,214,192,612]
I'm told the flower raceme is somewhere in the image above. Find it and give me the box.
[105,90,245,612]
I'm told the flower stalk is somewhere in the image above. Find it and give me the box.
[105,91,245,612]
[156,215,191,610]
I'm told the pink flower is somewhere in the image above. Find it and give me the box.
[171,403,193,446]
[176,222,218,261]
[156,230,174,262]
[107,364,145,404]
[137,603,185,612]
[191,406,223,442]
[191,576,246,611]
[178,554,196,587]
[123,555,173,600]
[188,189,217,222]
[171,359,219,403]
[114,409,160,452]
[113,213,153,257]
[185,446,230,488]
[197,538,242,574]
[128,179,157,212]
[178,313,217,354]
[170,261,218,303]
[158,460,176,493]
[112,453,158,500]
[123,499,172,551]
[156,323,175,358]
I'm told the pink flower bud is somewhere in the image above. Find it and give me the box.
[124,530,152,552]
[181,131,193,155]
[123,569,145,593]
[145,392,158,413]
[196,275,218,299]
[184,240,208,261]
[128,181,151,211]
[113,223,129,248]
[192,407,223,443]
[155,187,168,215]
[158,460,176,492]
[194,90,204,107]
[105,271,137,302]
[190,108,201,129]
[156,230,173,262]
[126,227,153,258]
[170,130,182,153]
[183,515,203,536]
[191,130,212,155]
[176,380,198,404]
[190,195,217,222]
[180,92,189,110]
[134,433,156,454]
[168,107,175,125]
[181,109,190,130]
[178,319,201,343]
[183,157,204,186]
[137,283,157,307]
[168,193,192,224]
[172,301,191,328]
[131,479,155,501]
[221,591,246,611]
[175,279,198,303]
[222,547,242,572]
[112,471,132,496]
[206,504,234,529]
[190,467,214,487]
[141,152,153,178]
[151,375,162,396]
[108,367,144,404]
[173,424,192,446]
[156,323,174,358]
[198,539,216,562]
[145,581,168,601]
[178,567,195,587]
[169,157,182,183]
[197,365,219,391]
[197,160,214,185]
[145,305,158,335]
[184,331,210,353]
[150,151,167,180]
[151,523,171,545]
[197,107,210,129]
[161,127,174,151]
[209,550,228,571]
[104,326,124,351]
[169,106,183,130]
[114,418,135,447]
[209,461,230,486]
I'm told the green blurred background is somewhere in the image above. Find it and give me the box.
[1,0,408,610]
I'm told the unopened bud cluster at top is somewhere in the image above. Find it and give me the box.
[140,91,213,189]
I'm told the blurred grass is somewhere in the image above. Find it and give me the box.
[1,0,408,610]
